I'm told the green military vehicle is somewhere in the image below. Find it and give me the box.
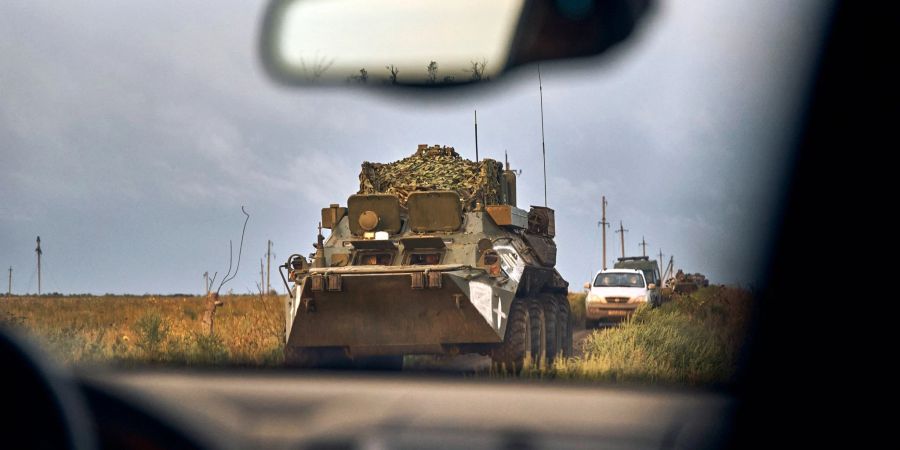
[280,145,571,370]
[613,256,662,306]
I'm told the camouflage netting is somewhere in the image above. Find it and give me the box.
[358,145,504,211]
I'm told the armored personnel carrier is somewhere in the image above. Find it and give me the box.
[280,145,570,370]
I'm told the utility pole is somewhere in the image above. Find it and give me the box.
[260,258,265,295]
[658,250,664,264]
[615,222,628,259]
[204,271,209,295]
[599,196,609,270]
[639,236,648,257]
[7,266,11,298]
[266,240,272,295]
[35,236,42,296]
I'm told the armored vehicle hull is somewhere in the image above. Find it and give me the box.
[282,146,570,370]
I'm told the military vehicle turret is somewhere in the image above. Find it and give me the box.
[280,145,570,370]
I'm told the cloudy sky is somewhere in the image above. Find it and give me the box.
[0,0,829,295]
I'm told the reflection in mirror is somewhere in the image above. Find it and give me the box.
[262,0,525,85]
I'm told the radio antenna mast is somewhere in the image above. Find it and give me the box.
[474,109,479,163]
[539,66,547,207]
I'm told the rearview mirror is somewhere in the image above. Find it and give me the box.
[583,282,591,290]
[259,0,652,87]
[648,283,656,290]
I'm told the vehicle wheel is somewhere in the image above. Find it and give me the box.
[540,297,559,360]
[352,355,404,371]
[528,298,546,366]
[284,346,353,369]
[553,295,573,357]
[490,297,533,372]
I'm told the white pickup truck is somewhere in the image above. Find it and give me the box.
[583,269,657,326]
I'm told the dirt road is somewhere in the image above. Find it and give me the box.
[406,323,613,372]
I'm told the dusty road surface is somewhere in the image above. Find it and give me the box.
[406,322,618,372]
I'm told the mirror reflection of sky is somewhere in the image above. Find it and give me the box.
[279,0,524,83]
[0,0,829,294]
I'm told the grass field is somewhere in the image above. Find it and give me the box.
[545,286,752,385]
[0,294,285,367]
[1,286,751,384]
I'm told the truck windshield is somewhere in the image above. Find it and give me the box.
[594,273,645,288]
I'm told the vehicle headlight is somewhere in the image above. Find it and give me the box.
[631,295,647,303]
[587,294,606,303]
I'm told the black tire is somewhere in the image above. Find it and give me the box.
[553,295,573,357]
[541,298,559,360]
[491,297,533,372]
[352,355,404,371]
[528,298,546,365]
[284,346,352,369]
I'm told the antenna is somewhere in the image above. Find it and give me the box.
[474,109,479,163]
[538,65,547,207]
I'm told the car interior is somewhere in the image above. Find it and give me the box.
[2,0,874,448]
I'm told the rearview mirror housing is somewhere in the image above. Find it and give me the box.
[259,0,652,87]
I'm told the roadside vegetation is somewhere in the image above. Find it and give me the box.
[0,294,285,367]
[1,286,751,385]
[516,286,753,385]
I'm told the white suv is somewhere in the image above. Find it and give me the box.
[583,269,655,325]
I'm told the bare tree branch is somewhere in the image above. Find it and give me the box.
[216,206,250,294]
[385,64,399,84]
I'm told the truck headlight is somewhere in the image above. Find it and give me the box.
[587,294,606,303]
[631,295,647,303]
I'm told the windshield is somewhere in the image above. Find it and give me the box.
[0,0,828,390]
[594,273,645,288]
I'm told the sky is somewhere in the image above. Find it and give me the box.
[0,0,829,295]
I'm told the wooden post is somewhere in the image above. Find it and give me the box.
[266,240,272,295]
[615,222,628,259]
[600,196,609,270]
[35,236,42,295]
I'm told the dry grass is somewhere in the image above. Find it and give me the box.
[522,286,753,385]
[0,286,751,384]
[567,291,587,329]
[0,294,285,367]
